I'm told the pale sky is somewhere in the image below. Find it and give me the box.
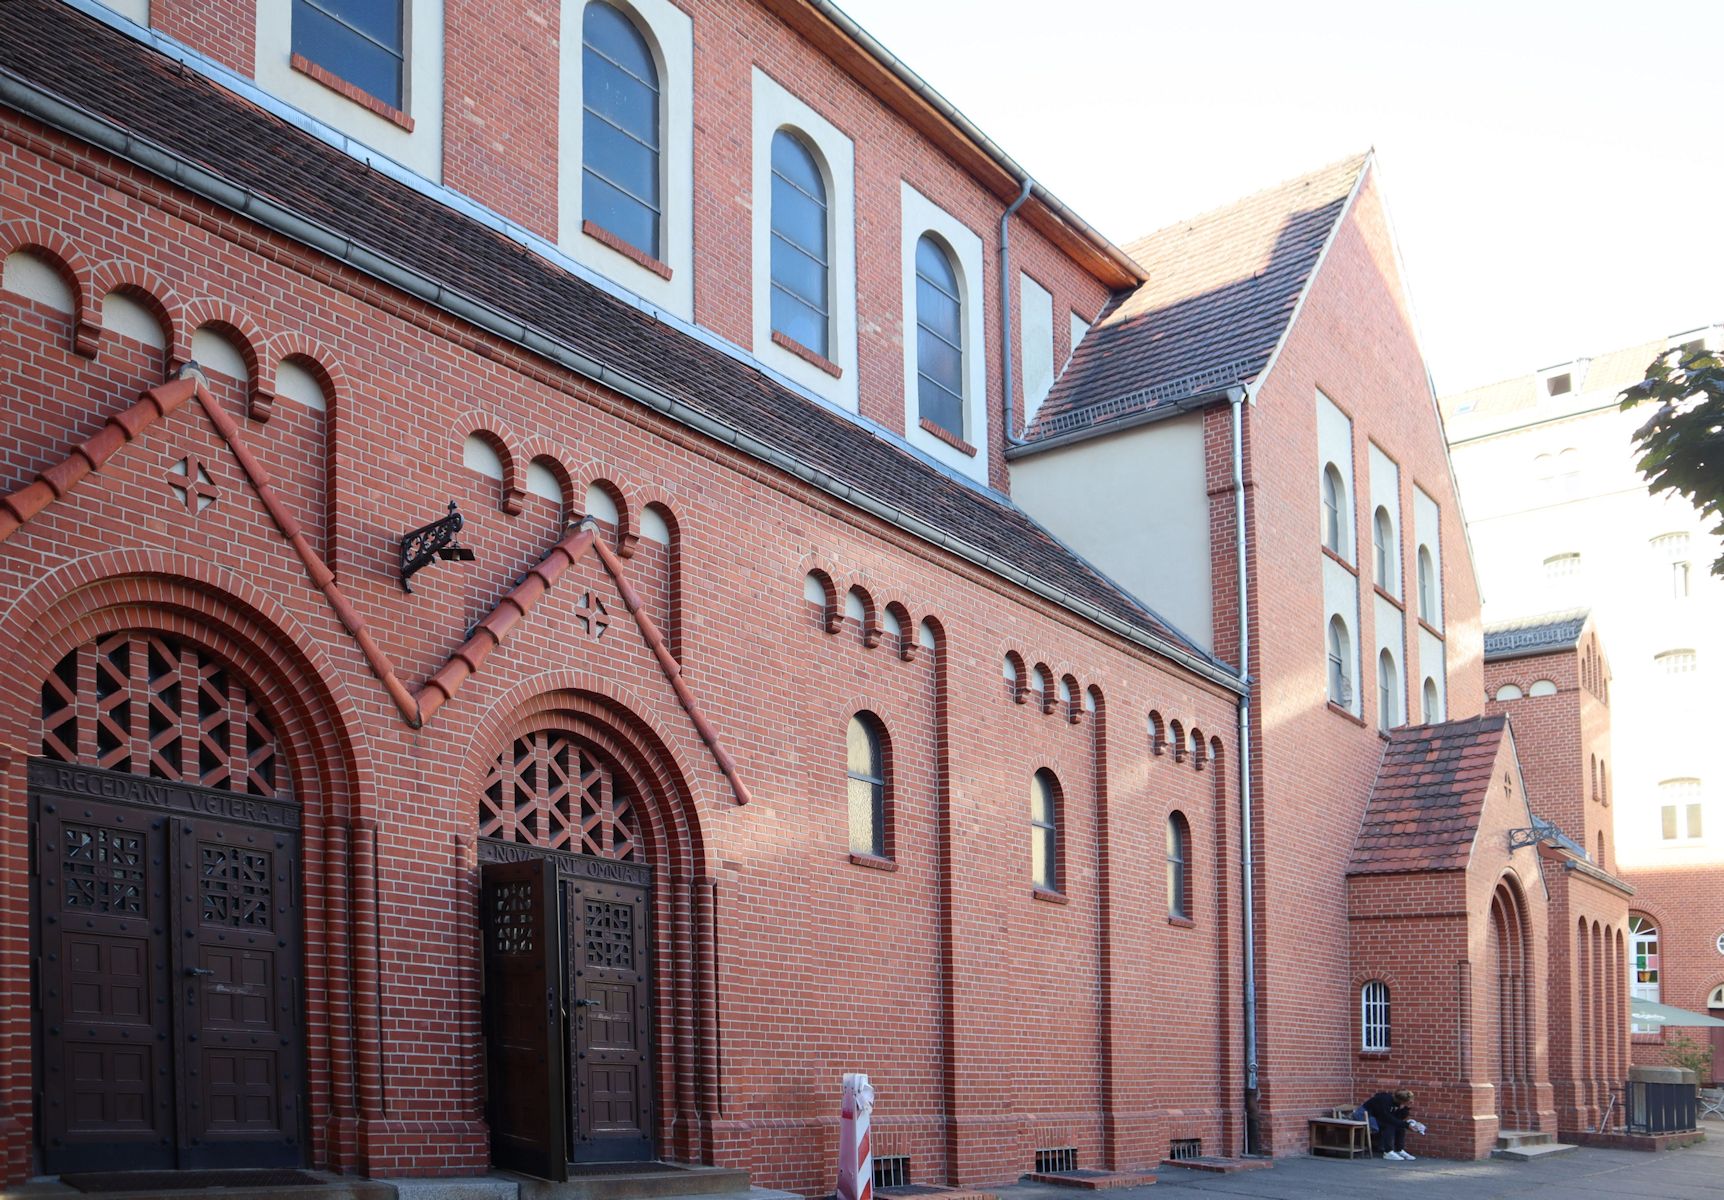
[835,0,1724,395]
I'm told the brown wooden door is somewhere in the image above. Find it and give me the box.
[481,858,567,1181]
[567,878,653,1163]
[172,815,302,1167]
[34,778,304,1173]
[36,796,176,1172]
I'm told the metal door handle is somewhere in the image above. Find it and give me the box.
[572,998,601,1008]
[185,967,215,978]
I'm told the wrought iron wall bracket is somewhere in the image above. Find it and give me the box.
[1507,815,1558,853]
[400,500,475,592]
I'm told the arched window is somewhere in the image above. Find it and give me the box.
[1423,677,1440,722]
[915,234,964,438]
[1166,812,1191,920]
[583,2,662,259]
[1031,769,1060,892]
[1495,684,1524,702]
[846,713,887,858]
[1373,506,1395,590]
[1361,980,1390,1052]
[1629,914,1660,1033]
[769,129,829,357]
[1377,649,1399,731]
[1417,545,1436,621]
[1322,464,1346,554]
[1327,616,1352,707]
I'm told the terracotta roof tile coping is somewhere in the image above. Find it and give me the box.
[0,373,753,803]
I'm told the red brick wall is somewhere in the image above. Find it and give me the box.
[0,111,1234,1191]
[1225,167,1488,1154]
[151,0,255,74]
[1621,865,1724,1082]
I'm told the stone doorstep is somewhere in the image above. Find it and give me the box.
[1489,1142,1580,1162]
[1157,1157,1274,1174]
[877,1188,998,1200]
[1021,1171,1157,1190]
[1494,1129,1554,1148]
[1,1177,393,1200]
[509,1168,755,1200]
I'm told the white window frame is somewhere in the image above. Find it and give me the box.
[901,182,988,483]
[750,68,857,411]
[558,0,693,320]
[1630,915,1660,1033]
[256,0,445,181]
[1361,981,1390,1052]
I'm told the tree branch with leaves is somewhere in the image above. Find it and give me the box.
[1620,345,1724,576]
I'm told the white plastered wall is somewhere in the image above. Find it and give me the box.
[1374,593,1405,727]
[1414,484,1444,630]
[1068,311,1091,366]
[98,0,149,24]
[750,67,857,411]
[558,0,693,321]
[900,182,988,484]
[1418,625,1446,721]
[1316,389,1356,562]
[255,0,445,182]
[1324,555,1361,717]
[1011,413,1212,650]
[1019,273,1054,424]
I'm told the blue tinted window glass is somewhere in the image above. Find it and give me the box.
[914,236,964,435]
[292,0,404,108]
[582,2,660,259]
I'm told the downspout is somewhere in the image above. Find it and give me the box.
[1230,384,1263,1155]
[999,176,1034,445]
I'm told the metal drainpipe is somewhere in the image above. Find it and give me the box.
[999,176,1034,445]
[1230,384,1262,1155]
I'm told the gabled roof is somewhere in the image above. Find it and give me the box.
[0,0,1228,677]
[1349,715,1510,875]
[1483,609,1589,662]
[1024,154,1369,444]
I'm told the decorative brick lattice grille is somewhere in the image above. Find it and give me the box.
[480,732,641,861]
[38,632,286,799]
[583,900,635,971]
[199,844,273,928]
[490,880,535,954]
[63,823,145,914]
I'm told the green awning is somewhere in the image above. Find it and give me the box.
[1630,997,1724,1028]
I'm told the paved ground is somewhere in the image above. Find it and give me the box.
[993,1118,1720,1200]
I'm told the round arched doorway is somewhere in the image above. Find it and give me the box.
[31,630,306,1172]
[474,715,700,1176]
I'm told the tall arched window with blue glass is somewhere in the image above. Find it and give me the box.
[915,235,965,440]
[583,3,661,260]
[770,131,830,359]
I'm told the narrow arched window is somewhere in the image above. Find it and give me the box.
[1417,545,1436,621]
[1327,616,1352,707]
[1373,506,1395,590]
[583,2,662,259]
[1423,676,1440,722]
[915,234,964,438]
[1322,464,1346,554]
[846,712,887,857]
[1031,769,1060,892]
[1377,649,1399,731]
[770,130,830,358]
[1166,812,1191,919]
[1629,914,1659,1033]
[1361,981,1390,1051]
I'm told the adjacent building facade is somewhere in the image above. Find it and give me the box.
[0,0,1648,1188]
[1444,329,1724,1083]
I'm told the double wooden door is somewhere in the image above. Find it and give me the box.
[481,852,654,1176]
[33,771,303,1172]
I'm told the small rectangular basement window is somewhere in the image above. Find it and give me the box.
[1169,1138,1203,1161]
[1034,1147,1078,1173]
[873,1156,911,1189]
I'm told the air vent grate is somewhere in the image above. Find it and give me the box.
[1034,1147,1078,1173]
[873,1156,911,1189]
[1169,1138,1203,1160]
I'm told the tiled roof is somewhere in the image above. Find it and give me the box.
[0,0,1217,667]
[1025,154,1368,443]
[1483,610,1588,662]
[1348,715,1508,875]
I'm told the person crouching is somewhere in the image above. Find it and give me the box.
[1360,1089,1418,1160]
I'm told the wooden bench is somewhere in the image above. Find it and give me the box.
[1309,1107,1372,1158]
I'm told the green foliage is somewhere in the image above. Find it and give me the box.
[1620,346,1724,576]
[1663,1030,1713,1080]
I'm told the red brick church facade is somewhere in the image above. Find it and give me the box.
[0,0,1629,1188]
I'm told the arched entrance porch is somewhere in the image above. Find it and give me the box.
[1487,876,1536,1131]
